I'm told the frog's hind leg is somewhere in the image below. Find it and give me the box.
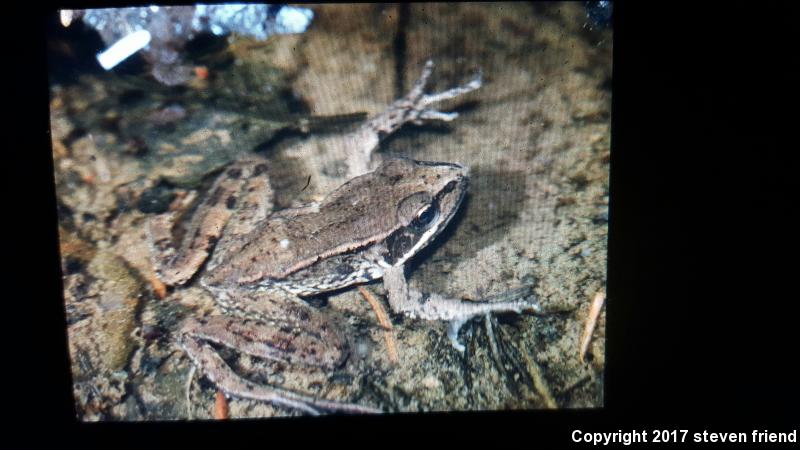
[179,316,382,416]
[147,156,274,286]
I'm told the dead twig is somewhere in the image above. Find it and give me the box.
[185,364,196,419]
[483,314,504,370]
[358,286,399,364]
[558,373,592,398]
[149,273,167,299]
[579,291,605,363]
[519,348,557,409]
[214,390,229,420]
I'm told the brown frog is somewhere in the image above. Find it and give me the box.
[147,61,539,415]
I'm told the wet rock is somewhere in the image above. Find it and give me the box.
[83,251,143,372]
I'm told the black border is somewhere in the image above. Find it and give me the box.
[10,1,800,446]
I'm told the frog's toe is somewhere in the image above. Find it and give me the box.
[414,109,459,124]
[447,318,468,353]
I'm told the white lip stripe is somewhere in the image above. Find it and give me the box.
[96,30,152,70]
[392,217,445,267]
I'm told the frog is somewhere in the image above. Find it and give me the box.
[147,61,540,415]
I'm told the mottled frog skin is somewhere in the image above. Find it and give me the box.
[147,61,538,415]
[202,159,467,296]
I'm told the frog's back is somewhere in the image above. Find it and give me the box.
[203,158,462,288]
[202,178,402,286]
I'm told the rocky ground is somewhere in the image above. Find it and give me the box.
[49,3,611,420]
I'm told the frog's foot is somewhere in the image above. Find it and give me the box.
[345,60,482,177]
[445,286,540,352]
[179,317,382,416]
[383,266,539,353]
[370,59,483,136]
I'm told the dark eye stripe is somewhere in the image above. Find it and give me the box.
[439,180,458,195]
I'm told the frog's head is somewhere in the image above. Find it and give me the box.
[379,158,469,266]
[319,157,468,268]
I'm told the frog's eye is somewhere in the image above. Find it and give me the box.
[409,201,440,233]
[397,192,437,231]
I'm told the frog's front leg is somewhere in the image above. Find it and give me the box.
[346,60,482,177]
[382,265,540,353]
[179,291,382,415]
[147,156,274,286]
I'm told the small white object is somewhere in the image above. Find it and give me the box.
[59,9,74,27]
[275,6,313,34]
[279,239,290,249]
[210,23,224,36]
[96,29,152,70]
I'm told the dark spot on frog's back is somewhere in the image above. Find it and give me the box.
[207,186,225,205]
[272,337,297,353]
[227,168,242,179]
[226,195,237,209]
[254,163,268,176]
